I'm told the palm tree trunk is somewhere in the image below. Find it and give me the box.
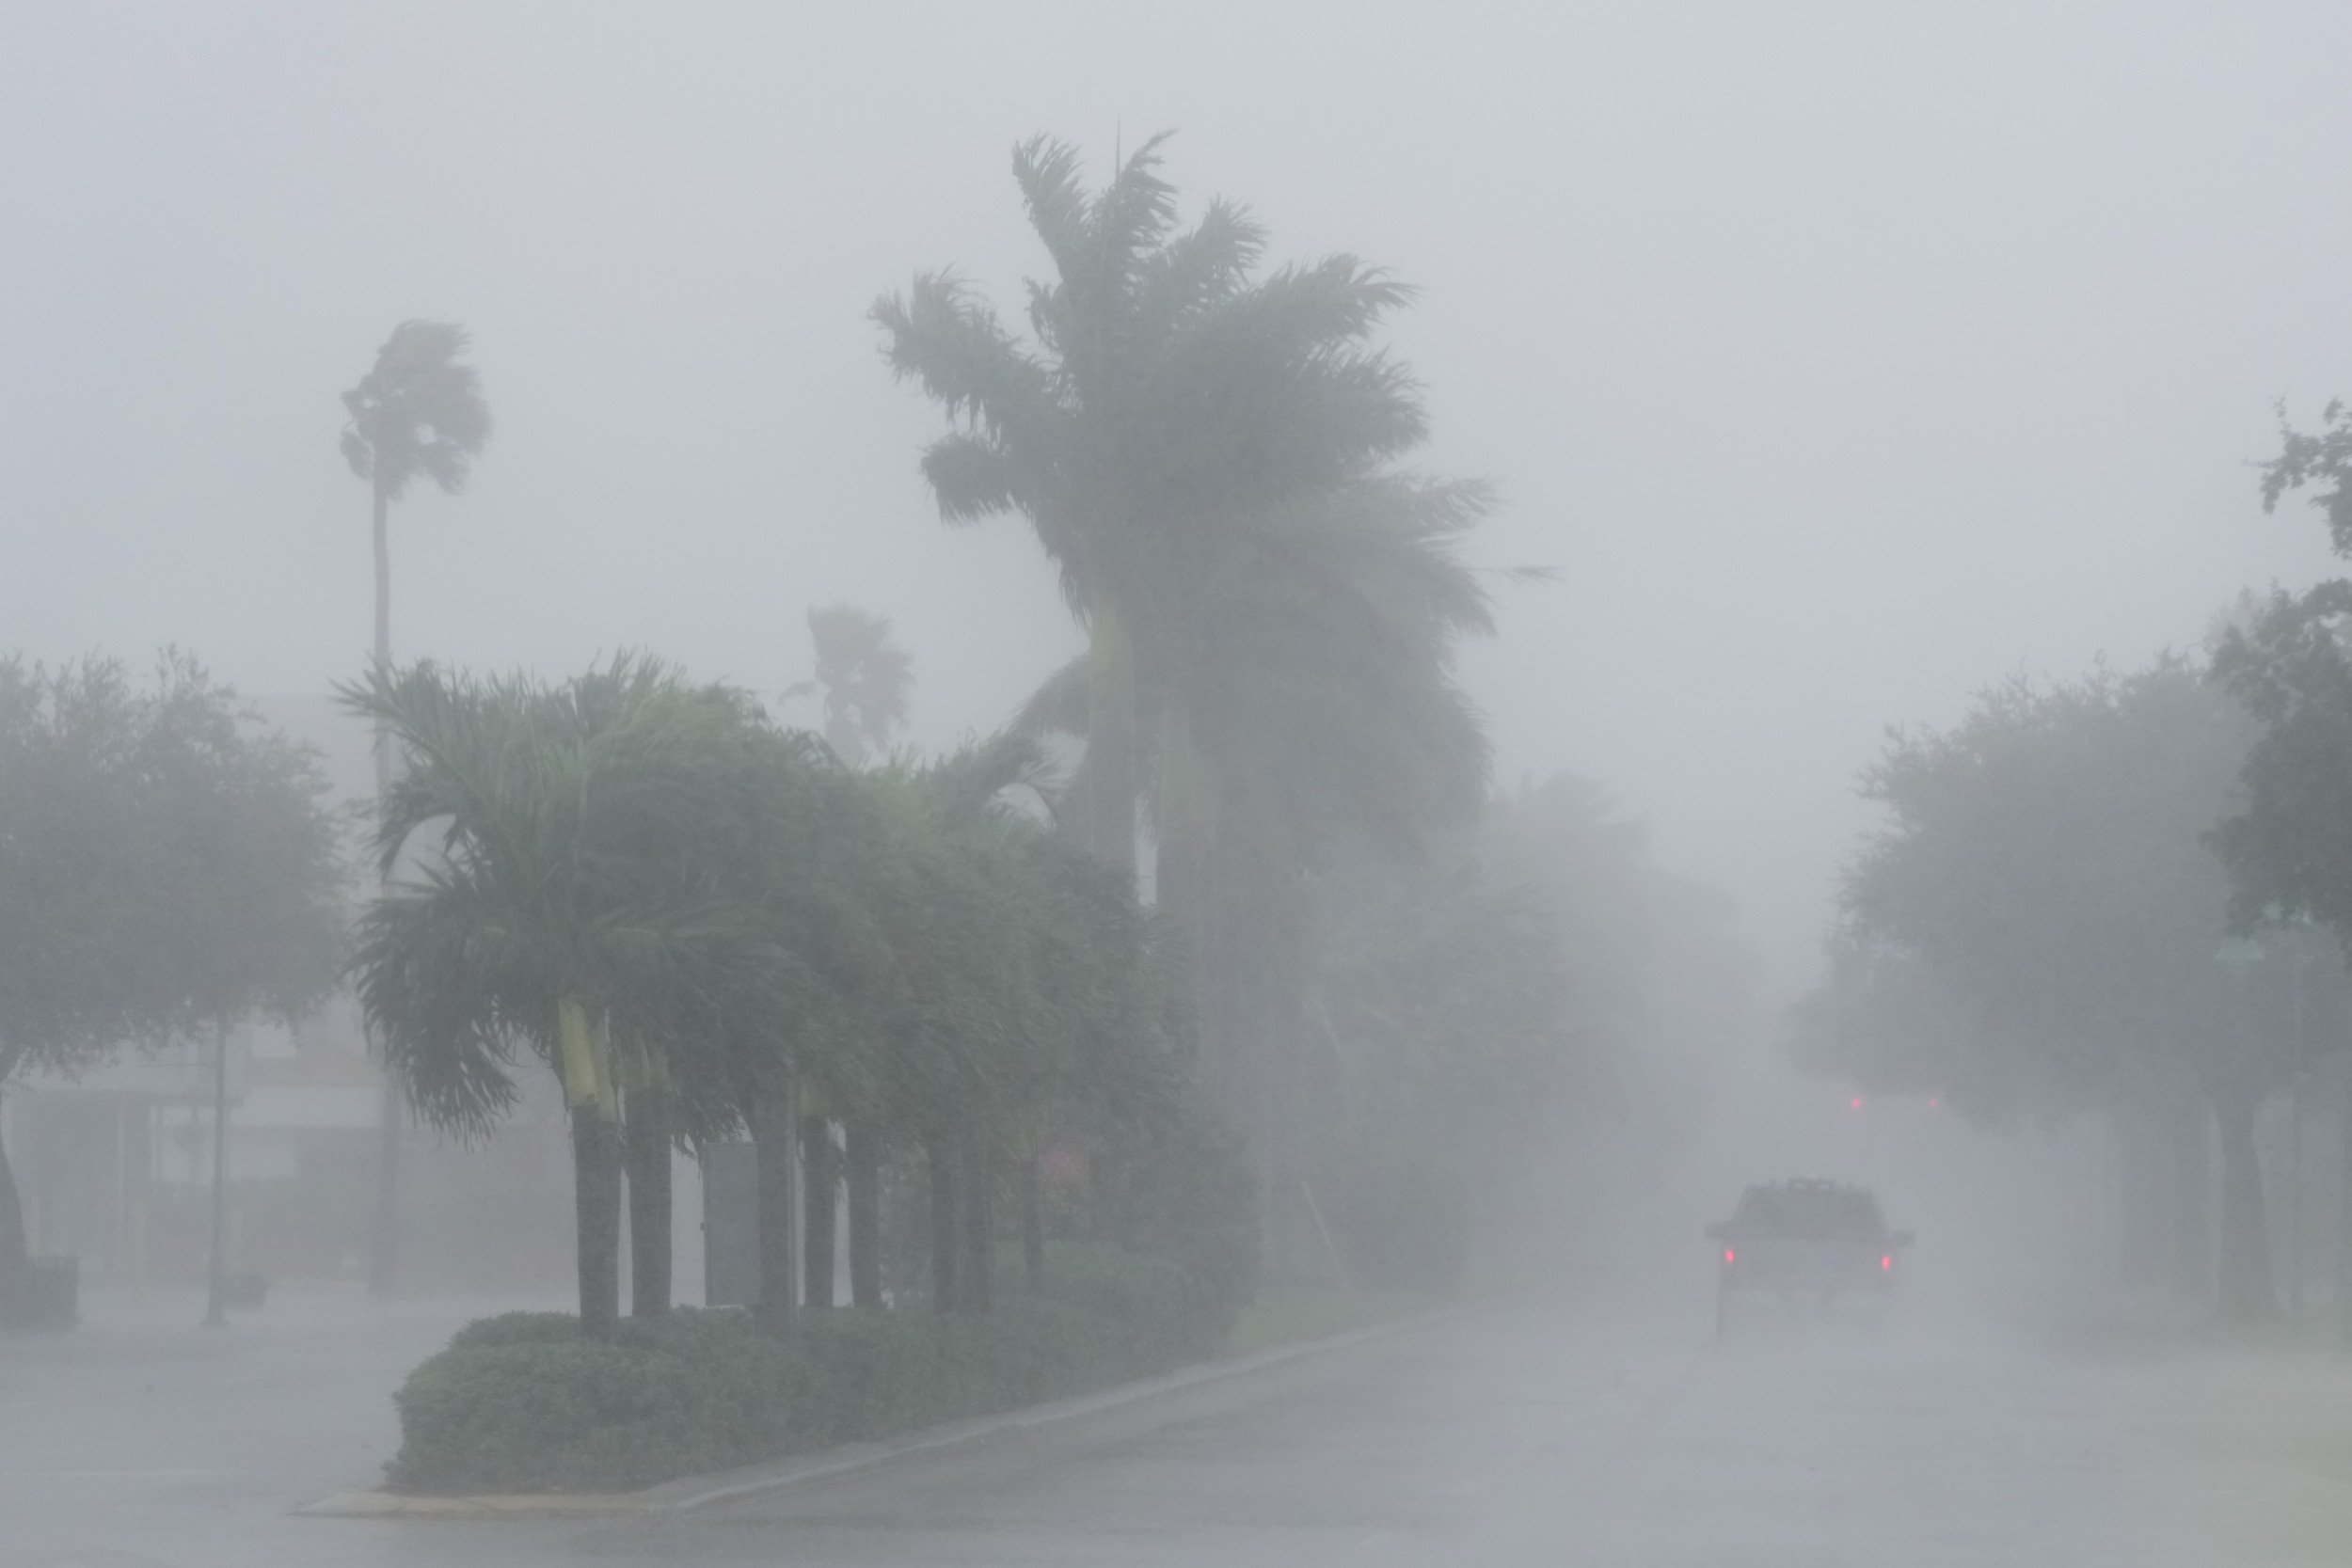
[2212,1083,2279,1326]
[845,1121,882,1308]
[801,1115,836,1309]
[571,1107,624,1338]
[958,1127,994,1314]
[367,473,403,1299]
[1079,610,1140,877]
[753,1093,795,1327]
[1021,1153,1045,1291]
[625,1085,672,1316]
[926,1132,959,1314]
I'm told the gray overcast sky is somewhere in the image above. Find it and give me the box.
[4,3,2348,994]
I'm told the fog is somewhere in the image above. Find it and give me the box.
[8,5,2350,988]
[8,5,2352,1563]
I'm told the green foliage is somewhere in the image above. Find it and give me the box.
[2212,586,2352,941]
[1806,657,2322,1117]
[344,651,1252,1333]
[874,127,1495,894]
[0,651,344,1309]
[877,135,1503,1287]
[789,603,912,768]
[342,655,819,1139]
[1085,1086,1260,1348]
[341,320,491,501]
[2257,398,2352,556]
[1805,651,2331,1323]
[0,653,343,1082]
[389,1249,1230,1494]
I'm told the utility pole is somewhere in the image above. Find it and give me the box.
[367,467,402,1297]
[2289,942,2309,1326]
[203,1020,230,1328]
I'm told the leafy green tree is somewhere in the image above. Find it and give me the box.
[2212,404,2352,936]
[0,655,342,1321]
[138,659,346,1326]
[1812,659,2306,1323]
[341,319,491,1294]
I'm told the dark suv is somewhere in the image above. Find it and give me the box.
[1708,1179,1911,1335]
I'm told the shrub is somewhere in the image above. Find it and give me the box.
[1088,1090,1262,1350]
[389,1243,1233,1495]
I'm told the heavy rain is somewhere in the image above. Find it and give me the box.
[4,6,2352,1564]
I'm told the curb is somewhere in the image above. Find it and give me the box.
[296,1311,1438,1521]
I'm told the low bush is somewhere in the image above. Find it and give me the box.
[389,1245,1231,1495]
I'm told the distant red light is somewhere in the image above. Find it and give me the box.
[1928,1096,1941,1109]
[1723,1247,1737,1267]
[1850,1097,1864,1111]
[1880,1254,1893,1272]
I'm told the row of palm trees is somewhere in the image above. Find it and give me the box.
[344,655,1192,1335]
[342,132,1505,1293]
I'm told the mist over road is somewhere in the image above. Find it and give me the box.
[8,1293,2344,1567]
[670,1307,2348,1567]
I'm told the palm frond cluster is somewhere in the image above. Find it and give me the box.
[342,657,1199,1333]
[340,321,492,500]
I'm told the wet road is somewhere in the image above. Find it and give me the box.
[8,1291,2352,1566]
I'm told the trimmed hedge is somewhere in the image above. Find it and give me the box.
[389,1247,1235,1494]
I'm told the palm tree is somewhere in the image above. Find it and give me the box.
[787,602,913,1305]
[873,134,1436,874]
[827,735,1057,1312]
[875,138,1495,1255]
[340,320,490,1294]
[790,603,914,768]
[342,657,785,1335]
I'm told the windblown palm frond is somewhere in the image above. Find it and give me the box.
[793,604,913,766]
[341,320,491,500]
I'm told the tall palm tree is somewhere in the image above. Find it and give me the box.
[875,138,1495,1253]
[873,134,1436,873]
[340,320,490,1294]
[342,657,785,1335]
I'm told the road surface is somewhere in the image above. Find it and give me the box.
[5,1290,2350,1565]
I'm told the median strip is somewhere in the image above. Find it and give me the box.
[295,1312,1432,1521]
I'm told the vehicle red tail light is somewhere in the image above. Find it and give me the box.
[1880,1254,1893,1272]
[1723,1247,1736,1267]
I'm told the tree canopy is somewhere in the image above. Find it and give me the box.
[341,320,492,503]
[1797,657,2319,1321]
[0,653,343,1315]
[343,655,1214,1329]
